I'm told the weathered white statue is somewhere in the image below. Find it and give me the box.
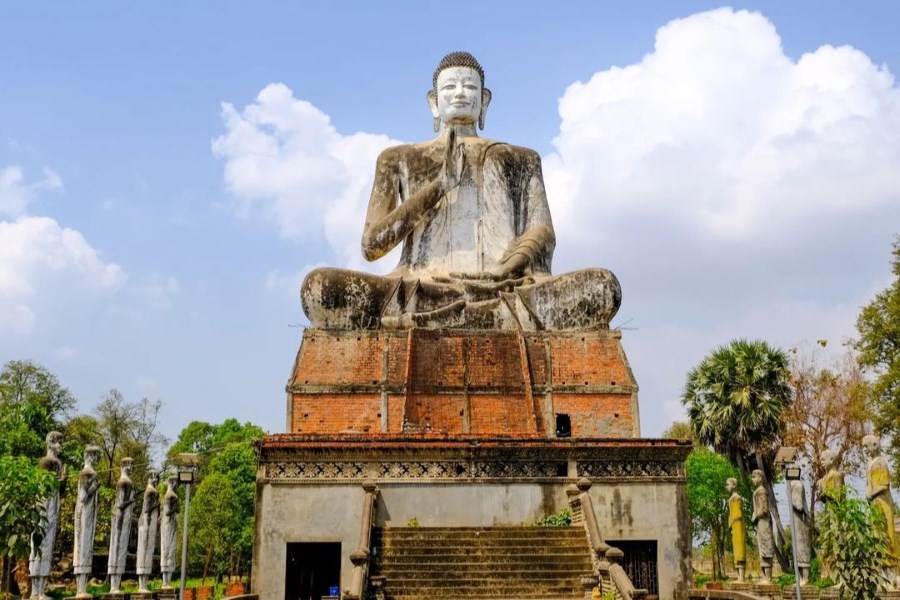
[159,474,180,588]
[73,445,102,599]
[751,469,774,583]
[790,479,811,585]
[863,434,899,586]
[301,51,620,331]
[28,431,67,600]
[107,457,135,593]
[726,477,746,582]
[136,469,161,592]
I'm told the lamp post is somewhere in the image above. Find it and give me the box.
[775,447,802,600]
[177,453,199,600]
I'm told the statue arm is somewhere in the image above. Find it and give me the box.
[496,151,556,277]
[361,149,447,262]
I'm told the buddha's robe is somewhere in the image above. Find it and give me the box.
[302,136,621,330]
[752,485,774,565]
[867,456,898,569]
[728,493,746,564]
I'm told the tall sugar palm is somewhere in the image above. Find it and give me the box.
[682,339,793,569]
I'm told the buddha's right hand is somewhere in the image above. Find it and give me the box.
[440,128,465,193]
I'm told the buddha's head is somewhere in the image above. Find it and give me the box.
[751,469,764,488]
[726,477,737,493]
[120,457,133,478]
[167,474,178,492]
[427,51,492,131]
[147,469,159,487]
[862,434,880,458]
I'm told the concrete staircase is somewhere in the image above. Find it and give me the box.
[370,526,593,600]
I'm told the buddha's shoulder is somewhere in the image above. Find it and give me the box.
[376,141,438,162]
[477,138,541,164]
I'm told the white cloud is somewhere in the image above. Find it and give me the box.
[0,165,62,218]
[0,215,126,335]
[541,8,900,435]
[212,83,402,270]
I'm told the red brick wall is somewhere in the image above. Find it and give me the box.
[291,393,381,434]
[288,329,639,438]
[552,393,634,437]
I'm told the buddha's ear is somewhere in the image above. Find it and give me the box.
[479,88,492,130]
[427,90,439,118]
[427,90,441,132]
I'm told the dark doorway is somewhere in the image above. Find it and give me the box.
[607,539,658,596]
[285,542,341,600]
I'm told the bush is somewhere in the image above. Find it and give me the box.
[536,509,572,527]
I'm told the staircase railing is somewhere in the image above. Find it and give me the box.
[567,478,648,600]
[343,480,379,600]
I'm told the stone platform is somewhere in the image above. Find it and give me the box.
[287,328,639,438]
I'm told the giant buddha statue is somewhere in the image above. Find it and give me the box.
[301,51,621,330]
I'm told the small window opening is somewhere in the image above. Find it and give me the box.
[555,414,572,438]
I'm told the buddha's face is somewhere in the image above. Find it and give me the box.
[726,479,735,493]
[751,472,762,487]
[434,67,482,125]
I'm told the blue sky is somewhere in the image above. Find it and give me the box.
[3,1,900,445]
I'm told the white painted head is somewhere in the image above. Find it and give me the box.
[427,51,492,131]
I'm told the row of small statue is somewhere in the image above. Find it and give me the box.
[27,432,182,600]
[727,435,899,586]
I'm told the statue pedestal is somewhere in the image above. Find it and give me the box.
[131,592,155,600]
[157,589,178,600]
[100,594,126,600]
[288,328,640,438]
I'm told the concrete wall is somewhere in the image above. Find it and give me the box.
[252,484,365,600]
[254,479,689,600]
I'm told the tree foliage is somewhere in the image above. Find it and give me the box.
[0,455,56,595]
[685,449,741,579]
[682,339,793,568]
[781,346,871,526]
[0,361,76,459]
[854,237,900,483]
[171,420,264,581]
[817,486,891,599]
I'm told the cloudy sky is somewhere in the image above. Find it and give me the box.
[3,1,899,441]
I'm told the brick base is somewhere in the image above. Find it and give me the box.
[287,328,640,438]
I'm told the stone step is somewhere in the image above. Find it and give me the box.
[380,568,590,583]
[377,558,592,569]
[378,542,589,552]
[377,528,584,537]
[385,581,583,598]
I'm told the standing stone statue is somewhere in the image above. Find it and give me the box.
[818,449,845,503]
[28,431,67,600]
[751,469,774,583]
[864,434,899,585]
[74,445,102,599]
[159,474,180,588]
[136,470,161,593]
[107,457,135,593]
[726,477,746,582]
[790,479,811,585]
[301,51,621,331]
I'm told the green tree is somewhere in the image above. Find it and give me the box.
[685,449,741,579]
[169,420,264,581]
[682,339,793,569]
[0,361,76,459]
[661,420,702,448]
[817,486,891,598]
[854,237,900,482]
[0,456,56,597]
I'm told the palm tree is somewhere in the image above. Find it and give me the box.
[682,339,793,569]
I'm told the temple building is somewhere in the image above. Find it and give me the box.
[252,51,691,600]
